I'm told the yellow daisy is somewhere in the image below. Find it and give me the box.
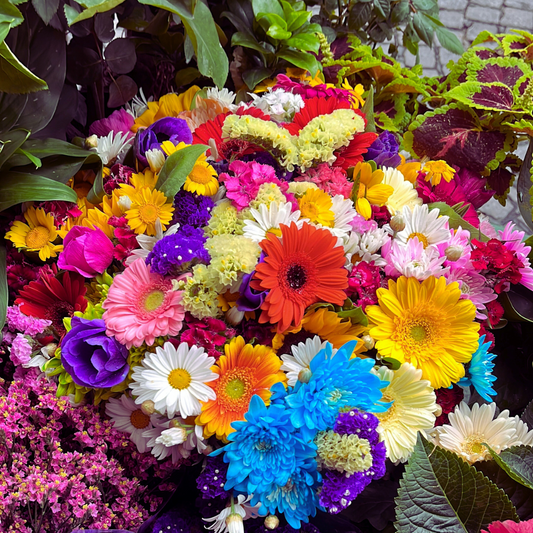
[422,160,456,186]
[297,188,335,227]
[125,188,174,235]
[6,207,63,261]
[352,162,394,220]
[365,276,479,389]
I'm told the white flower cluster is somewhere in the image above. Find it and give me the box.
[247,88,305,123]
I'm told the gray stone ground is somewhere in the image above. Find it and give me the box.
[399,0,533,232]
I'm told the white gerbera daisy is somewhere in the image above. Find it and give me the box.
[243,202,303,243]
[93,130,133,165]
[343,227,390,267]
[431,402,520,464]
[106,395,154,453]
[393,204,450,249]
[204,495,261,533]
[381,167,422,215]
[281,336,337,386]
[130,341,218,419]
[375,364,437,463]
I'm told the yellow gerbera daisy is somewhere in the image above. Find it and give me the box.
[297,188,335,227]
[6,207,63,261]
[161,141,219,196]
[125,188,174,235]
[352,162,394,220]
[422,160,456,185]
[366,276,479,389]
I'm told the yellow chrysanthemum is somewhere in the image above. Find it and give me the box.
[6,207,63,261]
[422,160,456,185]
[125,188,174,235]
[352,162,394,220]
[132,86,200,131]
[366,276,480,389]
[341,79,365,109]
[297,188,335,227]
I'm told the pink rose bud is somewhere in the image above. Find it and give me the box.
[58,226,114,277]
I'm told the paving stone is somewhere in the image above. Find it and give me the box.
[439,9,466,29]
[500,7,533,28]
[504,0,531,9]
[465,5,500,23]
[471,0,503,7]
[439,0,467,9]
[466,22,499,41]
[419,45,437,68]
[439,47,462,67]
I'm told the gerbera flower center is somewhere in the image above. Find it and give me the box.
[217,367,254,412]
[25,226,51,249]
[286,264,308,290]
[130,409,150,429]
[462,434,489,460]
[377,393,397,424]
[144,289,165,311]
[168,368,192,390]
[138,203,160,223]
[45,301,75,333]
[407,232,429,248]
[266,227,282,238]
[189,164,214,184]
[225,378,245,399]
[410,325,427,342]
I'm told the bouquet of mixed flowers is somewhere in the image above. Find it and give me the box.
[3,70,533,533]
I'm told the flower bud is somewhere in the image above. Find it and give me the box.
[264,515,280,530]
[445,245,463,262]
[226,513,244,533]
[434,404,443,417]
[362,335,375,350]
[85,134,98,149]
[43,342,58,357]
[389,215,405,232]
[141,400,155,416]
[298,367,312,384]
[226,305,244,326]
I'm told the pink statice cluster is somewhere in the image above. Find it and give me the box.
[0,369,175,533]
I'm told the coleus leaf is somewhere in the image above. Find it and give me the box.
[466,56,530,89]
[404,104,514,174]
[446,81,518,112]
[395,434,519,532]
[517,139,533,230]
[374,92,410,132]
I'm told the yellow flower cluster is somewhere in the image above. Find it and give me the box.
[205,200,245,237]
[176,264,221,319]
[315,430,373,476]
[249,183,288,210]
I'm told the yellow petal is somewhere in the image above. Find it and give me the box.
[367,184,394,205]
[356,197,372,219]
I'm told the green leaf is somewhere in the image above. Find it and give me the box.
[0,243,6,333]
[486,445,533,491]
[348,2,373,31]
[362,87,376,133]
[257,12,287,30]
[15,148,41,168]
[395,435,519,532]
[391,0,410,24]
[251,0,284,19]
[0,172,78,211]
[157,144,208,198]
[231,31,269,59]
[374,0,390,19]
[382,357,402,370]
[435,26,464,55]
[175,66,200,87]
[413,11,433,47]
[0,41,47,93]
[266,24,291,40]
[412,0,437,10]
[500,284,533,323]
[286,10,310,32]
[0,0,23,28]
[278,49,320,76]
[242,67,273,90]
[65,0,125,25]
[32,0,60,25]
[0,128,30,169]
[428,202,489,241]
[285,34,320,53]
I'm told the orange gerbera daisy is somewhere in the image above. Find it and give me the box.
[196,336,286,442]
[251,222,348,333]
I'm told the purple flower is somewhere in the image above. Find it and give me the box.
[135,117,193,166]
[89,109,135,138]
[172,190,215,227]
[236,271,267,312]
[150,511,190,533]
[364,131,401,168]
[58,226,114,278]
[196,455,229,499]
[61,317,129,388]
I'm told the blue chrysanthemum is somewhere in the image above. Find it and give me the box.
[284,341,389,437]
[213,395,316,497]
[458,335,497,401]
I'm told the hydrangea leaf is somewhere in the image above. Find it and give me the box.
[395,434,519,533]
[404,104,513,174]
[485,445,533,491]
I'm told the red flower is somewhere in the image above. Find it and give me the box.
[486,300,505,327]
[434,385,464,426]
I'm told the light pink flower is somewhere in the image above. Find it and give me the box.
[437,227,472,269]
[498,222,533,291]
[10,334,32,366]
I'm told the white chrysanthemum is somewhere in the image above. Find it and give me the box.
[206,87,236,106]
[145,148,166,173]
[343,227,390,267]
[93,131,133,165]
[329,195,357,238]
[387,238,448,280]
[106,395,154,453]
[375,363,437,463]
[204,495,261,533]
[281,336,337,386]
[126,87,152,118]
[431,403,520,464]
[243,202,303,243]
[248,88,305,122]
[393,204,450,249]
[131,341,218,418]
[125,220,180,265]
[381,167,422,215]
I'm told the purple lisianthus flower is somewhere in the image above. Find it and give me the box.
[364,131,401,168]
[135,117,193,166]
[236,271,267,312]
[61,317,129,388]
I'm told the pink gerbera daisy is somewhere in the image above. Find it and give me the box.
[102,258,185,348]
[498,222,533,291]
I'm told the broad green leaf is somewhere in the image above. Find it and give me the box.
[251,0,284,19]
[428,202,489,241]
[15,148,41,168]
[382,357,402,370]
[412,0,437,10]
[0,41,47,93]
[395,435,519,532]
[242,67,273,90]
[65,0,126,25]
[285,34,320,53]
[0,128,30,169]
[0,0,23,28]
[374,0,390,19]
[278,49,320,76]
[32,0,61,25]
[87,168,105,205]
[486,445,533,491]
[266,24,291,41]
[18,138,99,159]
[391,0,410,24]
[0,172,78,211]
[157,144,208,198]
[286,10,310,32]
[435,26,464,55]
[231,31,270,59]
[348,3,373,31]
[175,66,200,87]
[362,87,376,133]
[256,12,287,31]
[0,243,6,333]
[413,11,433,47]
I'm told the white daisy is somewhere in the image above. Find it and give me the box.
[125,220,180,265]
[130,341,218,419]
[93,130,133,165]
[431,402,520,464]
[375,364,437,463]
[206,87,237,107]
[343,227,390,267]
[381,167,422,215]
[204,495,261,533]
[106,395,154,453]
[393,204,450,249]
[243,202,303,243]
[281,336,337,386]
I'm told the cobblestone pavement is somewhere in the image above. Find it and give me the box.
[398,0,533,232]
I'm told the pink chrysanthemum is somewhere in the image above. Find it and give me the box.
[102,259,185,348]
[498,222,533,291]
[437,227,472,269]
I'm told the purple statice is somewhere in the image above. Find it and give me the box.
[151,511,190,533]
[146,226,209,276]
[334,409,380,444]
[253,524,321,533]
[196,455,229,499]
[172,189,215,228]
[364,131,401,168]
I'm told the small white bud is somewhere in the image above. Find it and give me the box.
[141,400,155,416]
[264,515,280,529]
[85,134,98,148]
[298,367,312,384]
[390,215,405,232]
[445,245,463,262]
[362,335,375,350]
[434,404,443,417]
[226,306,244,326]
[226,513,244,533]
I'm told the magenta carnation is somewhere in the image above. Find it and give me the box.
[89,108,135,138]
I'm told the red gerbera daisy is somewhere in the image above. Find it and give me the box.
[251,222,348,333]
[15,271,88,336]
[333,131,378,169]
